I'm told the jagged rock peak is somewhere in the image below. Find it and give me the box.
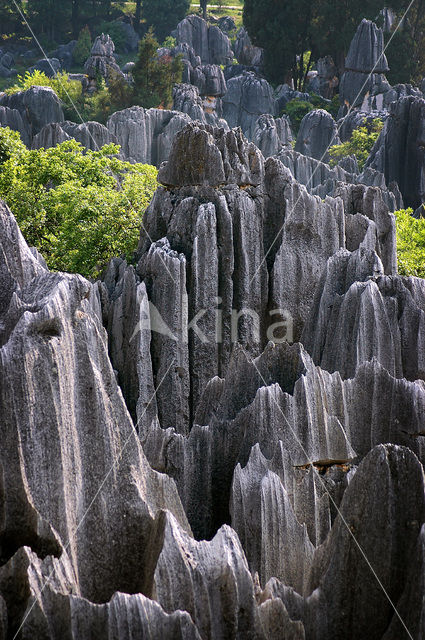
[345,19,389,73]
[157,122,264,188]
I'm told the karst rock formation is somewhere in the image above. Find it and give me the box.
[0,121,424,640]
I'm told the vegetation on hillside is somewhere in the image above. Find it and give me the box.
[328,118,384,170]
[0,127,157,278]
[395,208,425,278]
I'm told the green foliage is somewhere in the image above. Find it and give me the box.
[162,36,177,49]
[284,99,314,133]
[73,26,92,65]
[6,70,83,115]
[132,28,183,108]
[0,127,158,278]
[142,0,190,43]
[329,118,383,170]
[395,208,425,278]
[0,127,26,167]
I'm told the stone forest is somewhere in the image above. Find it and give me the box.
[0,1,424,638]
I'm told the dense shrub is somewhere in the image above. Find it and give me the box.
[0,127,157,278]
[328,118,383,170]
[395,208,425,278]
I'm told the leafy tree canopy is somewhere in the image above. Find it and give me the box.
[0,127,158,278]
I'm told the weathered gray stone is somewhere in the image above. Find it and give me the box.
[339,19,390,113]
[253,114,293,158]
[222,72,276,139]
[234,27,264,67]
[295,109,340,162]
[28,57,61,77]
[302,252,425,381]
[0,85,64,137]
[0,200,190,612]
[157,122,264,187]
[84,34,122,81]
[307,56,339,99]
[345,19,389,73]
[276,444,425,640]
[32,122,71,149]
[175,15,233,66]
[0,105,31,147]
[107,105,192,165]
[366,95,425,209]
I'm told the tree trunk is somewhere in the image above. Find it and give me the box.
[135,0,142,32]
[201,0,208,20]
[72,0,80,39]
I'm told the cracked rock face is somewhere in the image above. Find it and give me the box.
[1,115,425,640]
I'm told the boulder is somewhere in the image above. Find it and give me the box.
[234,27,264,67]
[253,113,293,158]
[107,106,192,166]
[50,40,77,70]
[28,57,62,77]
[366,95,425,209]
[295,109,340,162]
[0,85,64,137]
[222,71,276,139]
[84,34,123,82]
[339,19,390,113]
[175,15,233,65]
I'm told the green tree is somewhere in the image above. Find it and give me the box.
[26,0,71,44]
[200,0,208,20]
[142,0,190,43]
[395,208,425,277]
[0,127,158,278]
[132,28,183,108]
[328,118,383,170]
[385,1,425,85]
[73,26,92,66]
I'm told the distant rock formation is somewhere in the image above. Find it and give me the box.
[339,19,391,114]
[84,33,123,86]
[175,14,233,66]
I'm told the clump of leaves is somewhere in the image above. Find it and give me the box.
[329,118,383,170]
[395,208,425,278]
[0,127,158,278]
